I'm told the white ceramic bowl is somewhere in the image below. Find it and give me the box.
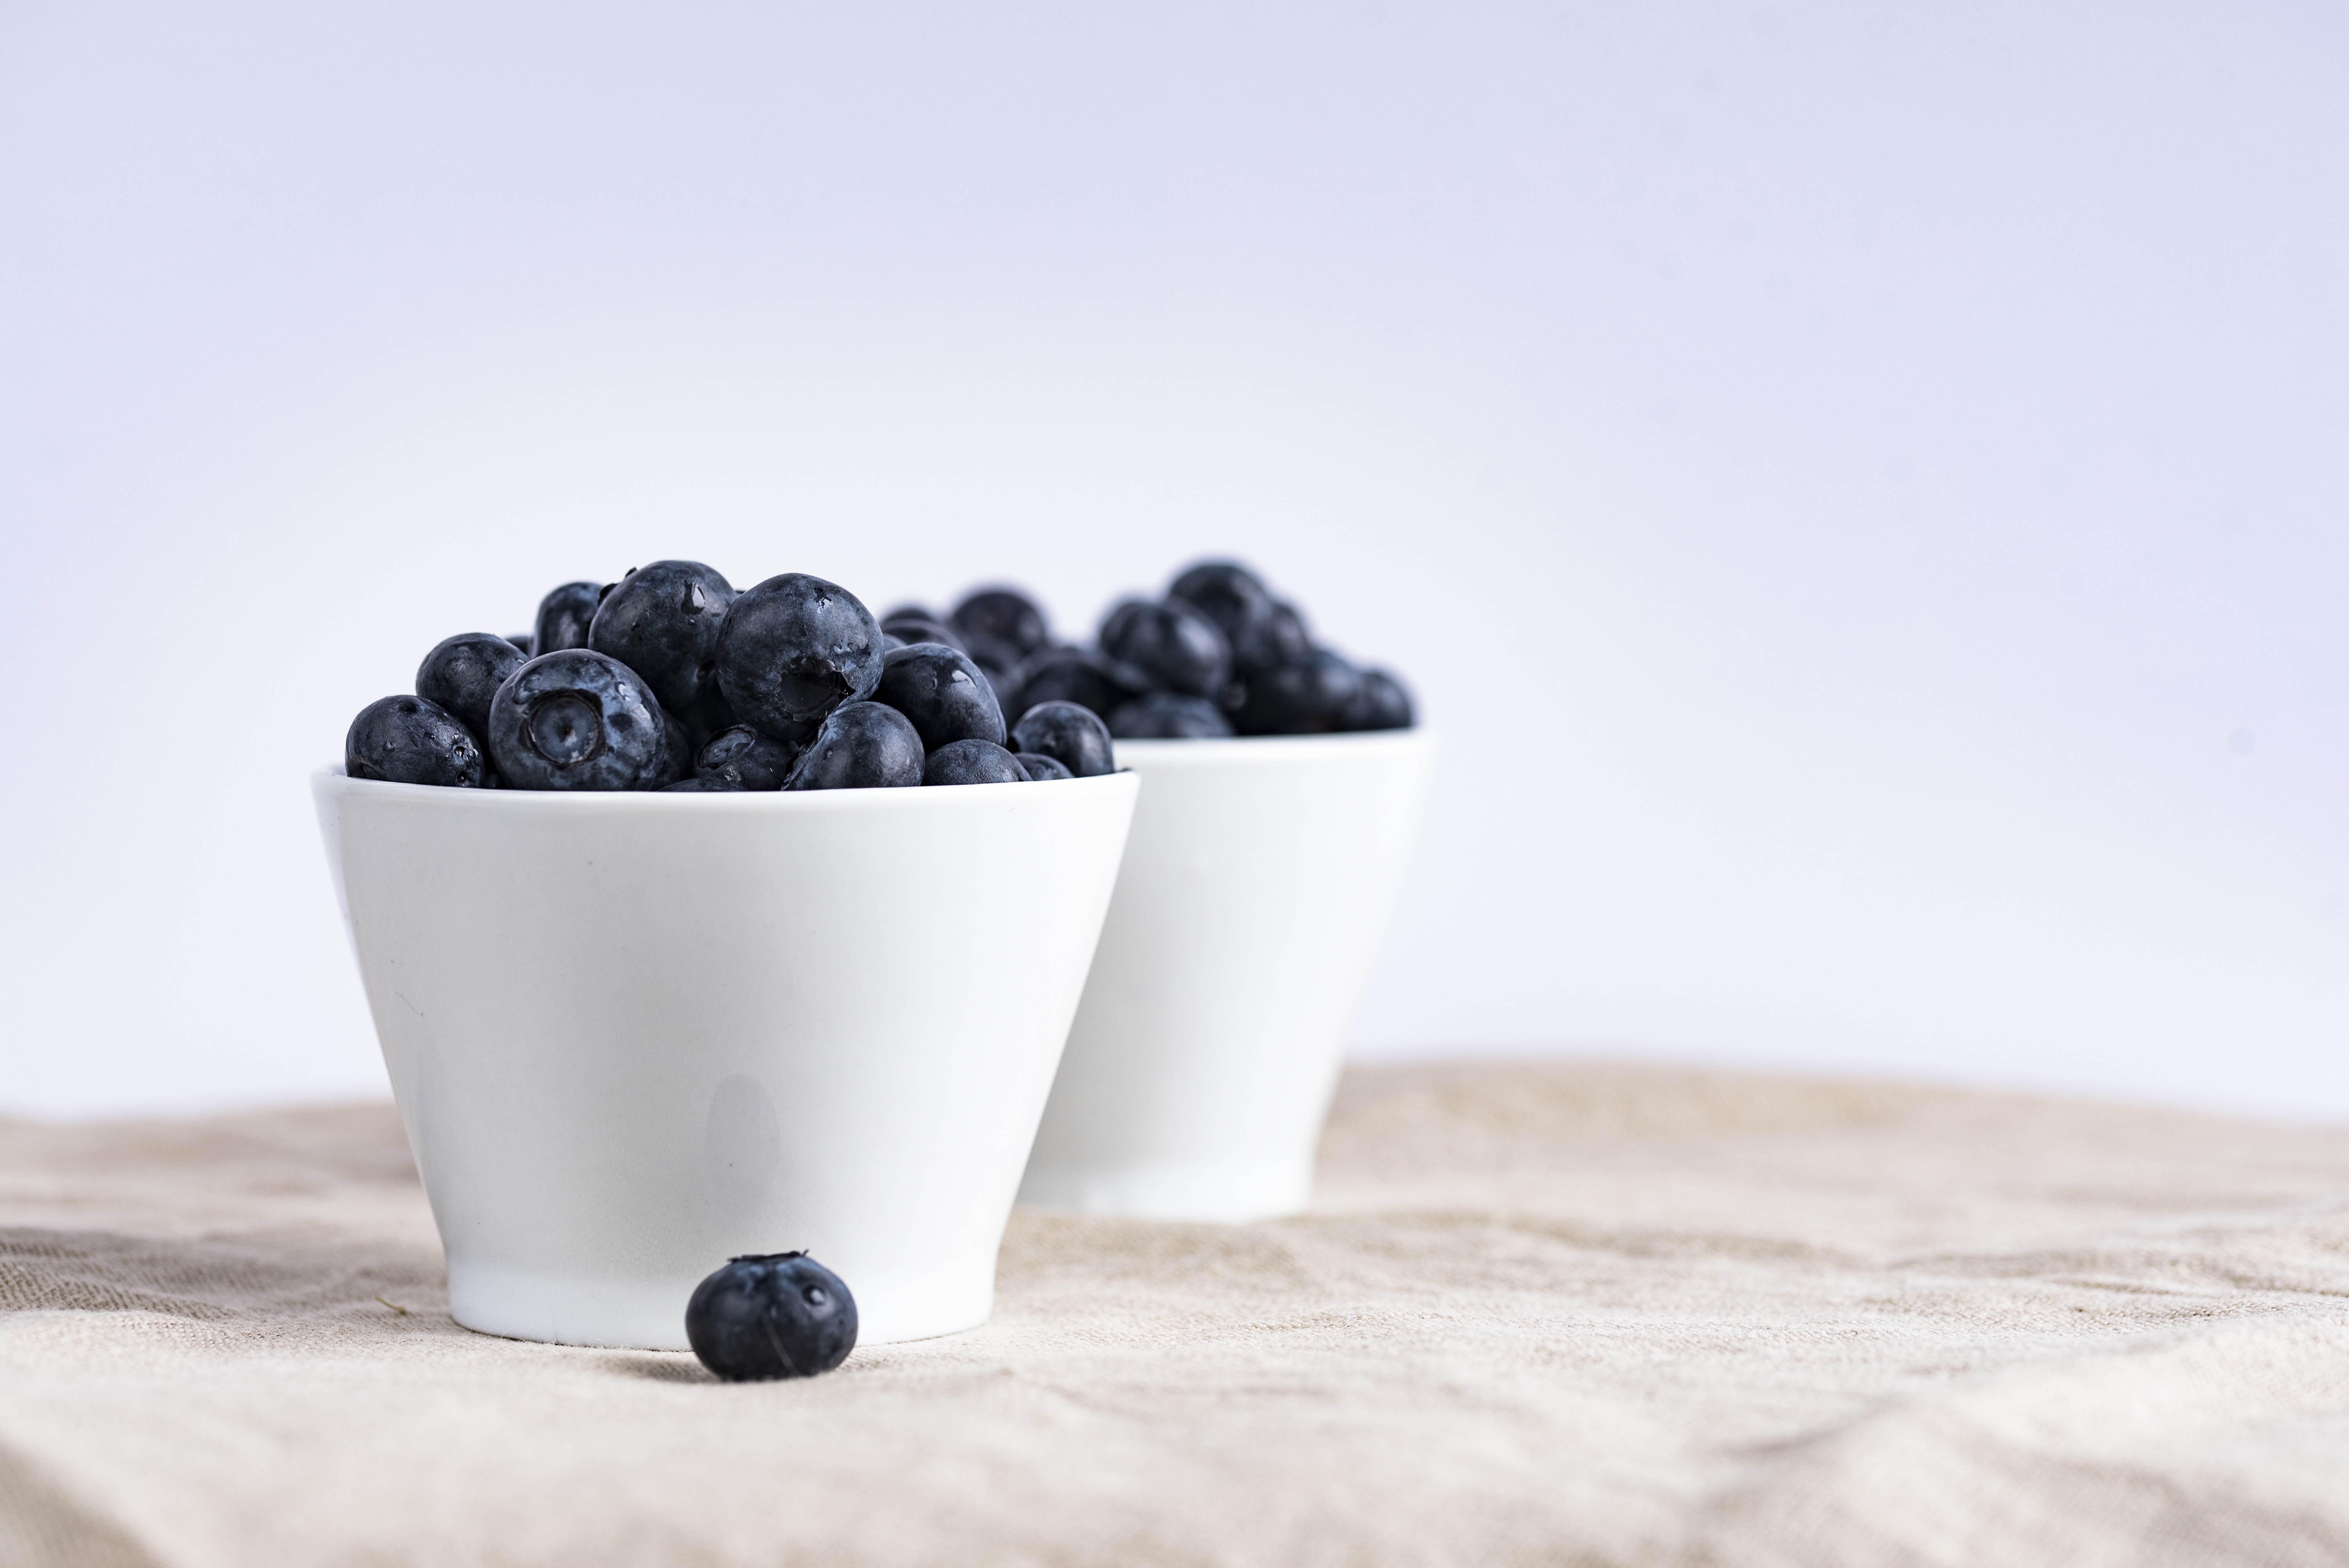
[1018,728,1436,1221]
[313,768,1137,1349]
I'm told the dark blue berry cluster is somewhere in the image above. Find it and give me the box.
[345,559,1411,789]
[343,564,1118,791]
[976,561,1414,741]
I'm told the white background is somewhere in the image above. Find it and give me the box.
[3,2,2344,1119]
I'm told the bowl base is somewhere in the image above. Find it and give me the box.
[447,1261,992,1349]
[1016,1157,1312,1223]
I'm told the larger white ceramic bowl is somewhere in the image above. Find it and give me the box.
[313,768,1137,1349]
[1018,728,1436,1221]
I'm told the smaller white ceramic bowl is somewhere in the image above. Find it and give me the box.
[314,767,1137,1349]
[1018,728,1436,1221]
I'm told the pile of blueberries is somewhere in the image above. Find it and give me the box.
[344,559,1412,793]
[937,559,1413,742]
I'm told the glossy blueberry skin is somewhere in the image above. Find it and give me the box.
[716,574,886,741]
[1100,597,1231,699]
[1012,751,1073,781]
[1232,649,1362,735]
[1109,691,1234,738]
[876,643,1005,752]
[684,1252,857,1381]
[879,615,966,655]
[415,633,529,743]
[1003,647,1137,722]
[1010,700,1116,778]
[486,649,672,791]
[1342,668,1415,731]
[950,587,1051,659]
[695,724,798,791]
[589,559,736,724]
[533,581,604,655]
[922,738,1027,786]
[1167,561,1276,661]
[783,700,923,790]
[346,695,489,787]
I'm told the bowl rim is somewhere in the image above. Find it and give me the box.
[1107,726,1434,768]
[313,763,1138,813]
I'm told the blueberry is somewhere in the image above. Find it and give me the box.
[346,695,489,787]
[660,712,693,786]
[1167,561,1276,661]
[486,649,673,790]
[875,643,1005,752]
[533,581,604,655]
[1003,647,1138,722]
[1232,649,1362,735]
[1099,598,1231,699]
[715,574,886,741]
[1235,599,1314,675]
[1012,751,1073,781]
[950,587,1051,660]
[1109,691,1234,738]
[783,701,923,790]
[1096,597,1150,657]
[589,560,737,743]
[660,775,741,792]
[879,603,938,625]
[921,738,1027,785]
[1342,667,1414,731]
[879,615,966,655]
[416,633,529,742]
[684,1251,857,1382]
[695,724,799,791]
[506,633,535,655]
[1009,700,1116,778]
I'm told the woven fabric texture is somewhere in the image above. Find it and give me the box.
[3,1062,2347,1567]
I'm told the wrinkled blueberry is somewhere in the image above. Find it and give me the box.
[1099,598,1230,699]
[506,633,535,655]
[588,560,737,741]
[415,633,528,742]
[685,1252,857,1381]
[922,738,1027,786]
[879,614,966,655]
[950,587,1051,659]
[1232,649,1362,735]
[533,581,604,655]
[1110,692,1234,738]
[1013,751,1073,781]
[1167,561,1276,660]
[487,649,672,791]
[876,643,1005,752]
[783,700,923,790]
[1003,647,1137,722]
[346,695,488,787]
[695,724,798,790]
[716,574,886,741]
[1010,700,1116,778]
[1342,667,1414,731]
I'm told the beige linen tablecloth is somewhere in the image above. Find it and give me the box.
[3,1062,2347,1568]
